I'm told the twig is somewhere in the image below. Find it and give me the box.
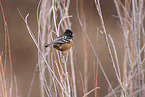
[94,28,99,97]
[79,72,85,95]
[7,23,13,97]
[27,64,39,97]
[19,12,66,95]
[76,0,116,96]
[94,0,123,91]
[0,2,8,96]
[108,34,121,80]
[70,48,77,97]
[58,15,72,32]
[14,75,18,97]
[83,87,100,97]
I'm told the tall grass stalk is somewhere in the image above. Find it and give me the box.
[79,0,89,95]
[23,0,77,96]
[22,0,145,96]
[0,1,15,97]
[76,0,115,96]
[94,0,145,96]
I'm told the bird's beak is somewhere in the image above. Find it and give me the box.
[72,33,75,37]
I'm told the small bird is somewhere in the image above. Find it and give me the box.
[45,29,74,51]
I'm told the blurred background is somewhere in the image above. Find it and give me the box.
[0,0,124,97]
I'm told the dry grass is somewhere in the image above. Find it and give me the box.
[1,0,145,97]
[0,1,17,97]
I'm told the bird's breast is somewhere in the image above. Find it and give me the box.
[53,40,73,51]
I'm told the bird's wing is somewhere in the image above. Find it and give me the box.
[45,36,72,47]
[52,36,72,44]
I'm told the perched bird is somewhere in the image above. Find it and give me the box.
[45,29,74,51]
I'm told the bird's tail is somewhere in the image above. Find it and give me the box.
[45,43,55,47]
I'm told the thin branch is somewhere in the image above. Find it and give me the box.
[94,0,125,96]
[14,75,18,97]
[0,3,8,96]
[83,87,100,97]
[58,15,72,32]
[7,23,13,97]
[76,0,116,96]
[109,34,121,80]
[27,64,39,97]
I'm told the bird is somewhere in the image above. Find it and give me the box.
[45,29,74,51]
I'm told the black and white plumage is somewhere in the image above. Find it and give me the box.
[45,29,74,51]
